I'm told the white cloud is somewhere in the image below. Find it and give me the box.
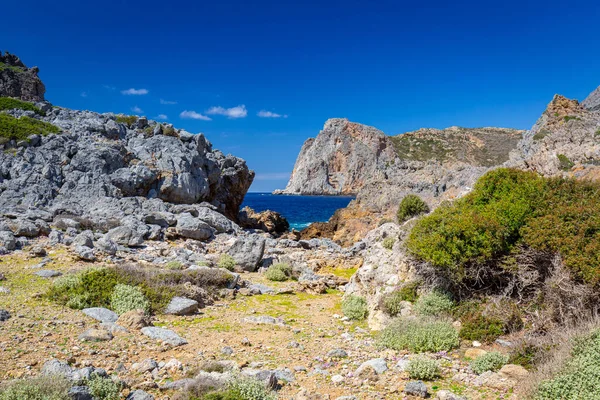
[80,91,88,98]
[257,110,287,118]
[206,105,247,119]
[160,99,177,105]
[154,114,168,120]
[180,110,212,121]
[121,88,149,95]
[254,172,292,181]
[131,106,143,114]
[103,85,116,91]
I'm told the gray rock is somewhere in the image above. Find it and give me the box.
[404,381,428,398]
[436,390,467,400]
[0,287,10,294]
[134,358,158,373]
[126,390,155,400]
[0,309,10,321]
[68,386,93,400]
[159,378,196,390]
[582,85,600,111]
[327,349,348,359]
[82,307,118,323]
[48,229,64,245]
[0,231,15,251]
[355,358,388,375]
[247,283,275,294]
[175,213,214,241]
[164,297,199,315]
[0,51,45,101]
[78,328,113,341]
[75,245,96,261]
[35,270,62,278]
[72,230,94,248]
[11,219,40,237]
[95,237,118,255]
[221,346,234,356]
[227,234,266,271]
[106,226,144,247]
[140,327,187,346]
[41,359,73,378]
[242,316,286,326]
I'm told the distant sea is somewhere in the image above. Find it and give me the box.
[241,193,354,230]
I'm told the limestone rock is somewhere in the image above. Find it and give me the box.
[126,390,155,400]
[82,308,119,323]
[78,328,113,341]
[227,234,266,271]
[140,327,187,346]
[465,348,488,359]
[35,270,62,278]
[164,297,199,315]
[499,364,529,379]
[0,51,45,101]
[404,381,428,398]
[238,206,289,233]
[117,309,152,330]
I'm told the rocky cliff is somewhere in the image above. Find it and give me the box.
[0,51,45,102]
[275,118,397,195]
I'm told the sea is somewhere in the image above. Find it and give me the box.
[241,193,354,230]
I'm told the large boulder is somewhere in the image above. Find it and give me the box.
[227,234,266,271]
[0,51,45,101]
[106,226,144,247]
[175,213,214,241]
[238,206,289,234]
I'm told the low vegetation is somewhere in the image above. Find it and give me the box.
[174,375,276,400]
[0,375,71,400]
[86,375,120,400]
[110,284,151,315]
[380,282,420,316]
[407,356,440,380]
[397,194,429,223]
[0,97,45,115]
[557,154,574,171]
[265,263,292,281]
[413,290,454,316]
[115,114,137,126]
[378,318,459,352]
[341,295,368,320]
[470,352,508,374]
[218,254,237,271]
[382,237,395,250]
[0,114,60,144]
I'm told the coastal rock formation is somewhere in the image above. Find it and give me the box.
[0,51,45,101]
[582,85,600,111]
[238,206,289,234]
[275,118,396,195]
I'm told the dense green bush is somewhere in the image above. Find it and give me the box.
[46,268,120,310]
[407,168,600,286]
[165,260,184,270]
[227,378,276,400]
[115,115,137,126]
[342,295,368,320]
[382,237,395,250]
[397,194,430,223]
[381,282,420,316]
[557,154,574,171]
[413,291,454,316]
[0,114,60,143]
[265,263,292,281]
[535,330,600,399]
[378,318,459,352]
[0,375,71,400]
[459,312,504,342]
[0,97,45,115]
[406,356,440,380]
[86,375,120,400]
[470,352,508,374]
[218,254,237,271]
[110,284,150,315]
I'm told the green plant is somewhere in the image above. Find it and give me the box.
[265,263,292,281]
[382,237,395,250]
[0,63,23,73]
[470,352,508,374]
[406,356,440,380]
[381,282,420,316]
[557,154,574,171]
[378,318,459,352]
[163,125,179,137]
[227,377,276,400]
[86,375,120,400]
[563,115,581,122]
[459,312,504,342]
[0,375,71,400]
[0,114,60,143]
[46,267,120,310]
[218,254,237,271]
[165,260,184,270]
[509,343,539,370]
[0,97,45,115]
[397,194,430,223]
[110,284,150,315]
[533,129,551,141]
[342,295,368,320]
[115,115,137,126]
[414,291,454,316]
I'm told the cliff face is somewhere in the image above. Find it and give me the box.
[0,51,45,102]
[276,118,397,195]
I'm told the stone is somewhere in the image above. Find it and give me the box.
[436,389,466,400]
[82,307,118,323]
[221,346,234,356]
[68,386,93,400]
[41,359,73,378]
[72,231,94,248]
[242,316,286,326]
[175,213,214,241]
[465,348,487,359]
[227,234,266,272]
[0,51,45,101]
[355,358,388,375]
[163,358,183,373]
[126,390,155,400]
[29,245,47,257]
[117,309,151,330]
[499,364,529,379]
[106,226,144,247]
[331,374,344,383]
[238,206,289,233]
[35,270,62,278]
[133,358,158,373]
[0,309,10,321]
[0,287,10,294]
[164,297,199,315]
[96,237,118,255]
[140,327,187,346]
[404,381,428,398]
[0,231,16,251]
[78,328,113,341]
[75,245,96,261]
[327,349,348,359]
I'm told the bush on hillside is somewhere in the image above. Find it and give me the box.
[0,114,60,144]
[218,254,237,271]
[265,263,292,281]
[115,115,137,126]
[378,318,459,352]
[397,194,430,223]
[413,290,454,316]
[0,375,71,400]
[110,284,150,315]
[406,356,440,380]
[382,237,395,250]
[86,375,120,400]
[342,295,368,320]
[381,282,420,316]
[0,97,45,115]
[471,352,508,374]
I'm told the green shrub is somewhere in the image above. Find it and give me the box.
[115,115,137,126]
[265,263,292,281]
[563,115,581,122]
[110,284,150,315]
[378,318,459,352]
[227,377,276,400]
[397,194,430,223]
[218,254,237,271]
[406,356,440,380]
[0,114,60,143]
[459,312,504,342]
[0,375,71,400]
[470,352,508,374]
[381,282,420,316]
[535,330,600,399]
[165,260,184,270]
[342,295,368,320]
[0,97,44,115]
[46,267,120,310]
[557,154,574,171]
[414,291,454,316]
[382,237,395,250]
[509,343,539,370]
[86,375,120,400]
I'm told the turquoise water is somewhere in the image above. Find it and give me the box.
[241,193,354,230]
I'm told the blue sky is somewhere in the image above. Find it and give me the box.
[3,0,599,191]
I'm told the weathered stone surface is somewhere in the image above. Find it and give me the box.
[227,234,266,271]
[0,309,10,321]
[78,328,113,341]
[82,307,119,323]
[68,386,93,400]
[0,51,45,101]
[242,315,286,326]
[465,348,488,359]
[117,309,152,330]
[0,231,16,250]
[582,85,600,111]
[355,358,388,375]
[499,364,529,379]
[175,213,214,241]
[140,327,187,346]
[35,269,62,278]
[238,206,289,233]
[164,297,199,315]
[126,390,155,400]
[75,245,96,261]
[404,381,428,398]
[41,359,72,377]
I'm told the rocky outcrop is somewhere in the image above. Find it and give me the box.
[0,51,45,101]
[276,118,397,195]
[582,85,600,111]
[238,206,289,234]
